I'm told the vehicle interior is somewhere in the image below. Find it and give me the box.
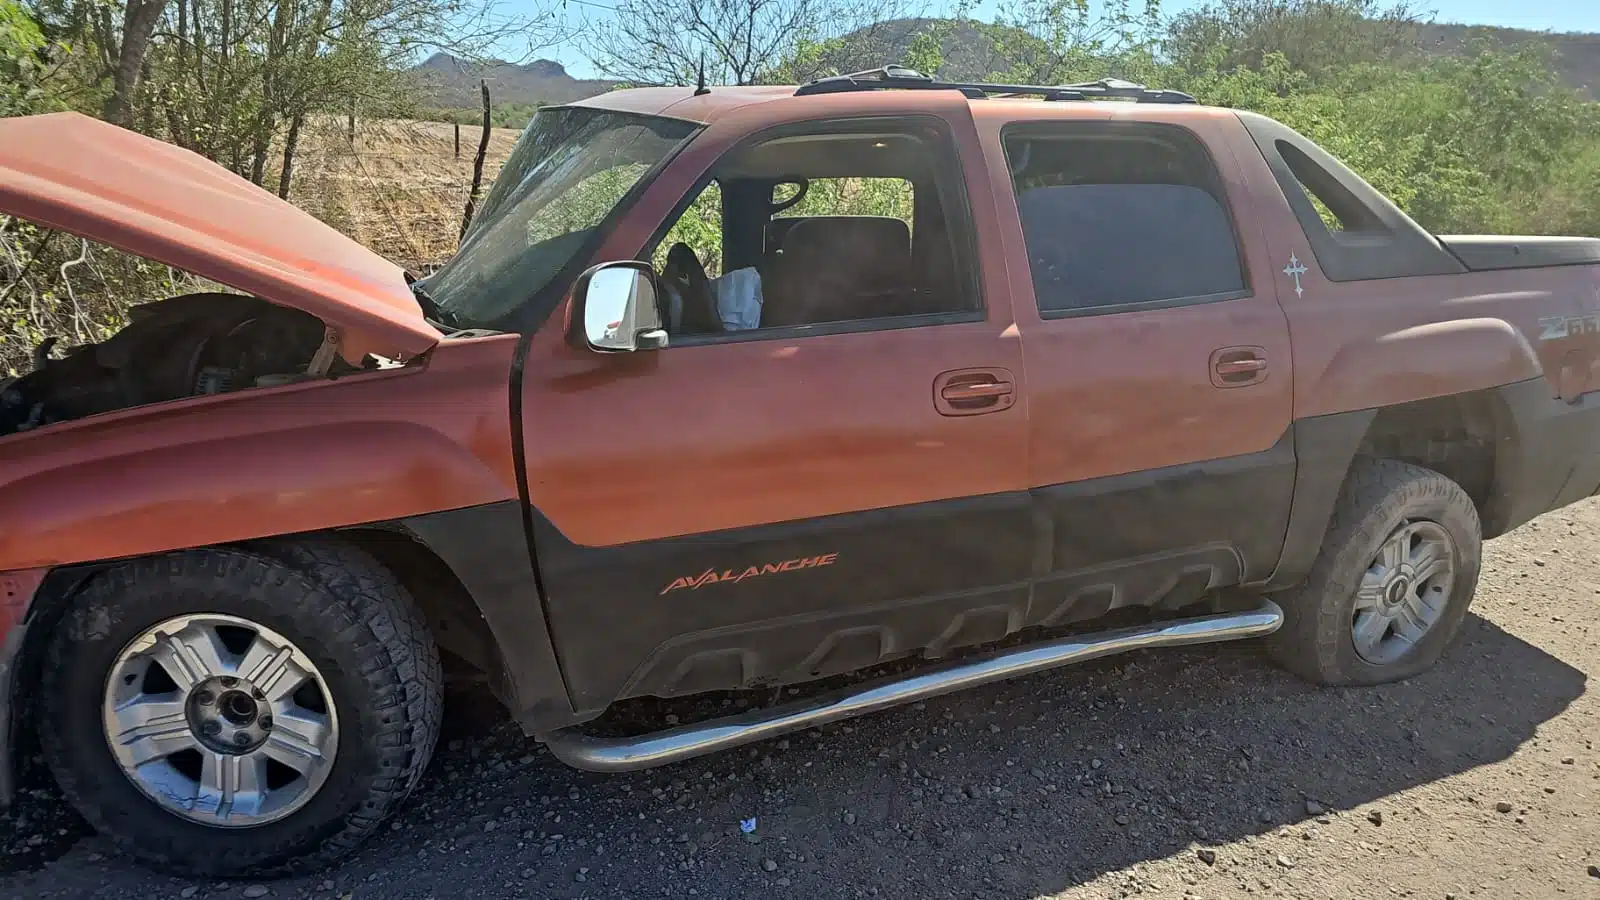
[648,122,977,337]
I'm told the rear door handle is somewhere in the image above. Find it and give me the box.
[1210,346,1268,387]
[934,368,1017,416]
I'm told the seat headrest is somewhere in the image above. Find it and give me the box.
[773,216,911,260]
[761,216,915,328]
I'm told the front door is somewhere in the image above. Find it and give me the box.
[519,104,1032,713]
[991,113,1296,626]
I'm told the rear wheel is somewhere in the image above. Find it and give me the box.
[1268,458,1482,685]
[38,542,442,875]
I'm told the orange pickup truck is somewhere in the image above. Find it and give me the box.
[2,66,1599,875]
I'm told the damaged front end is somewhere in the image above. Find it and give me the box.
[0,111,453,439]
[0,292,366,439]
[0,111,441,390]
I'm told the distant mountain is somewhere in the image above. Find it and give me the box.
[410,19,1600,112]
[1418,23,1599,98]
[409,54,618,108]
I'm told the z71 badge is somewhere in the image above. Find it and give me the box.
[1539,314,1600,341]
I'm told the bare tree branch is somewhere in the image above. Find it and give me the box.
[587,0,917,86]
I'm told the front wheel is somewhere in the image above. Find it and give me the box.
[1268,458,1483,685]
[38,541,442,875]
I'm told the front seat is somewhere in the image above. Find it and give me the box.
[761,216,913,328]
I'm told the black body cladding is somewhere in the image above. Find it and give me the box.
[530,494,1035,713]
[385,378,1600,735]
[396,501,576,733]
[527,432,1296,717]
[1481,378,1600,536]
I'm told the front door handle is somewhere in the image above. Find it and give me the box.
[941,381,1013,402]
[934,368,1017,416]
[1210,346,1268,388]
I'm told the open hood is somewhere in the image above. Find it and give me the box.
[0,112,439,363]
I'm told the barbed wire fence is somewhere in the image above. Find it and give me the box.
[285,114,517,273]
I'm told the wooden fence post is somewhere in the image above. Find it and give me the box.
[460,80,492,240]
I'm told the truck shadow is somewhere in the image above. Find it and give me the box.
[423,610,1584,898]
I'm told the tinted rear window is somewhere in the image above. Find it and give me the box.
[1004,124,1246,315]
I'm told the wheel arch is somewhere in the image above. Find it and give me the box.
[327,526,508,690]
[1353,389,1507,534]
[1,562,105,806]
[290,506,578,734]
[1348,378,1600,541]
[1,502,580,806]
[1266,384,1529,591]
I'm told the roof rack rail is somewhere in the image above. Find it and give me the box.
[794,65,1197,105]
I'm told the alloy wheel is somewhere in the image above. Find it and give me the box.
[1350,520,1455,665]
[101,614,338,827]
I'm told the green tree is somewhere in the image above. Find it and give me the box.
[0,0,59,116]
[974,0,1164,85]
[1165,0,1425,85]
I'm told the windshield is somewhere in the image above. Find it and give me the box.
[421,106,698,329]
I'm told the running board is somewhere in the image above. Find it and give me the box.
[542,599,1283,772]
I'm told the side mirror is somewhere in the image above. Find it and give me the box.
[569,261,668,353]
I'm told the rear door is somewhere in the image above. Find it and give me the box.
[981,108,1296,626]
[518,97,1033,713]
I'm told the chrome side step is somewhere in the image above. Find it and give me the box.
[543,600,1283,772]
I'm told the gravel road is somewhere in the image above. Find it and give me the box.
[4,501,1599,900]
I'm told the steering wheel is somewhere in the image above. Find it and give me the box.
[661,242,722,334]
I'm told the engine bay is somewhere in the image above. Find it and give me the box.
[0,292,363,438]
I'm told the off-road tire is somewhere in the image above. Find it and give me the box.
[1268,457,1482,685]
[37,540,443,876]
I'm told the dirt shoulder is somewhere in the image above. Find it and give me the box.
[3,502,1598,899]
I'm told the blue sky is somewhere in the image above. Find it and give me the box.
[519,0,1600,78]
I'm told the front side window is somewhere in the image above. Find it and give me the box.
[645,118,979,340]
[1004,122,1247,317]
[653,181,724,277]
[421,107,698,329]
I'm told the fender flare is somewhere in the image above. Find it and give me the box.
[1267,317,1545,589]
[1302,317,1545,418]
[0,566,71,807]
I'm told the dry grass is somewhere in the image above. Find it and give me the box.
[0,116,520,375]
[284,115,523,271]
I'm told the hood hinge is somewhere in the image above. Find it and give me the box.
[307,327,342,377]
